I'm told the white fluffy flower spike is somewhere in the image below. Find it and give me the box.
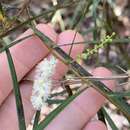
[31,56,57,110]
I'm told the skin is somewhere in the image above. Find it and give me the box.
[0,24,116,130]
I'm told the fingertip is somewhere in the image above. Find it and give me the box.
[57,30,84,59]
[11,23,57,69]
[92,67,116,90]
[83,120,107,130]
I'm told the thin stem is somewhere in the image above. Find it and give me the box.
[50,87,79,98]
[68,31,78,56]
[58,38,130,47]
[1,37,130,54]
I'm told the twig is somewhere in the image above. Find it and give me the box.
[32,26,130,122]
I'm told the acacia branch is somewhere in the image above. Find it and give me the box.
[32,26,130,122]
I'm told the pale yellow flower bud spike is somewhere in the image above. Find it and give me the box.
[81,32,116,60]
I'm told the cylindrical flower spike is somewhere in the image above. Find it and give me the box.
[31,56,57,110]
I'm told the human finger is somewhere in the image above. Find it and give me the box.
[45,67,115,130]
[0,24,57,105]
[0,30,84,130]
[83,120,107,130]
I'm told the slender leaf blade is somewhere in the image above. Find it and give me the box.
[5,48,26,130]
